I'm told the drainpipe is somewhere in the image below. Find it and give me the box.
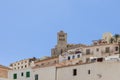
[55,67,57,80]
[119,41,120,58]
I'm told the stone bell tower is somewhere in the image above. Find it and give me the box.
[57,30,67,46]
[51,31,67,57]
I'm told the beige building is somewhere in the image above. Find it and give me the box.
[0,65,11,79]
[10,58,36,70]
[8,58,37,80]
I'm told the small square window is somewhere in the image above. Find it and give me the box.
[96,48,99,52]
[25,65,27,68]
[72,56,75,59]
[77,55,80,58]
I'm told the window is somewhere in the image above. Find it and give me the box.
[59,35,65,37]
[77,55,80,58]
[68,56,70,60]
[75,51,81,54]
[115,47,119,51]
[25,65,27,68]
[35,74,38,80]
[59,38,65,41]
[96,48,99,52]
[54,60,57,63]
[21,66,23,69]
[26,71,30,78]
[73,69,77,76]
[21,72,24,77]
[88,70,90,75]
[105,47,110,53]
[41,63,44,66]
[97,58,103,62]
[25,61,27,63]
[13,73,17,79]
[18,63,20,65]
[86,49,90,55]
[72,55,75,59]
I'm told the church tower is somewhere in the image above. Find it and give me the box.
[51,31,67,57]
[57,30,67,46]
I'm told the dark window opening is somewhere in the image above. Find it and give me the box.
[35,74,38,80]
[61,49,63,54]
[77,55,80,58]
[54,60,57,63]
[41,63,44,66]
[96,48,99,52]
[13,73,17,79]
[75,51,81,54]
[73,69,77,76]
[72,56,75,59]
[97,58,103,62]
[68,56,70,60]
[115,47,119,51]
[105,47,110,53]
[25,65,27,68]
[88,70,90,74]
[21,72,24,76]
[86,49,90,55]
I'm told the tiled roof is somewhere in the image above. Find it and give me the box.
[0,65,11,70]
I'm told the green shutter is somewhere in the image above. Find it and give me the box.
[35,74,38,80]
[13,73,17,79]
[26,71,30,78]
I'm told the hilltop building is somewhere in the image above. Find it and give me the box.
[51,30,87,57]
[7,31,120,80]
[10,57,37,70]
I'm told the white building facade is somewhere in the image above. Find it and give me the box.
[57,61,120,80]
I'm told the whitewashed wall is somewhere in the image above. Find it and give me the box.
[8,68,33,80]
[57,61,120,80]
[33,66,56,80]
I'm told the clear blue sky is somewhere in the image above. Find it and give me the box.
[0,0,120,66]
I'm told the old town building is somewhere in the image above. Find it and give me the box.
[8,31,120,80]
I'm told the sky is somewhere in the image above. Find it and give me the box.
[0,0,120,66]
